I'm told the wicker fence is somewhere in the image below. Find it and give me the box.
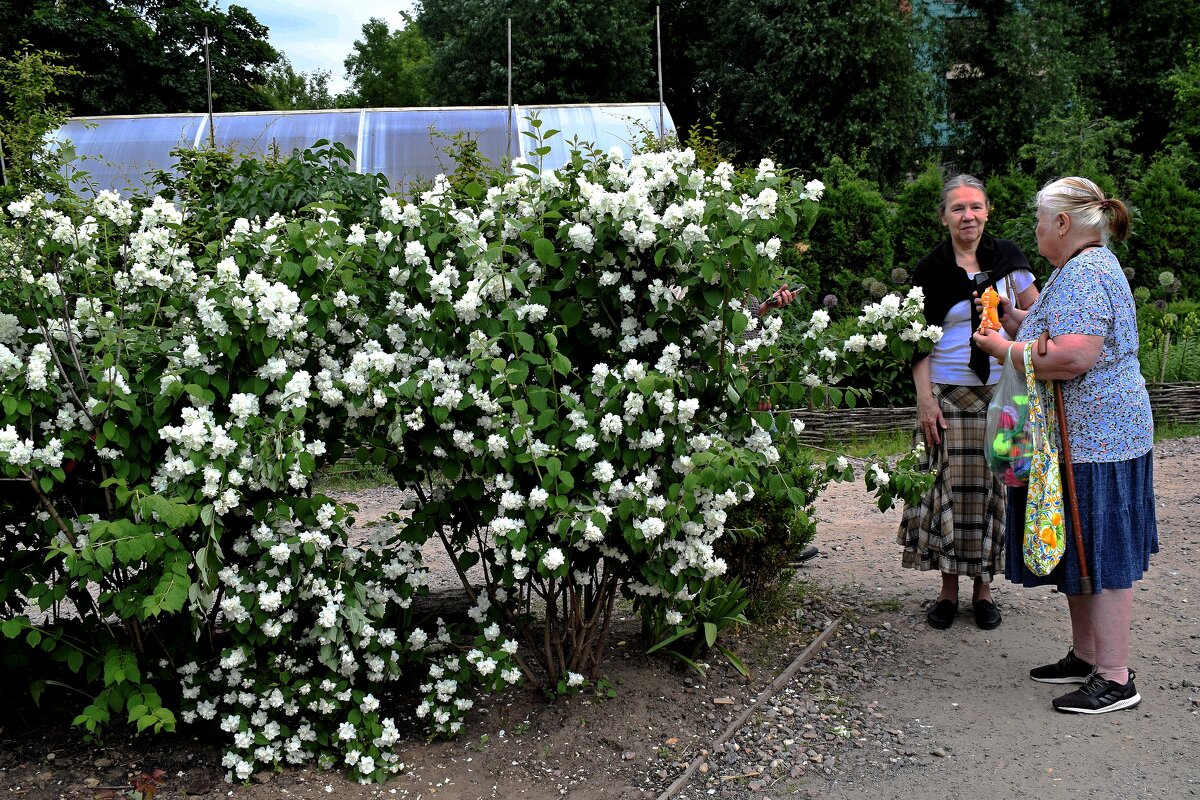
[789,381,1200,446]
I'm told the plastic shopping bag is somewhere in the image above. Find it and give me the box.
[1021,344,1066,576]
[984,345,1038,487]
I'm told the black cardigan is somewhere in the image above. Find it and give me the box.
[911,234,1033,384]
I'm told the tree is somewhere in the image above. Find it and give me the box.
[660,0,933,185]
[417,0,655,105]
[0,0,277,116]
[261,56,335,111]
[340,14,430,108]
[0,46,81,199]
[1164,45,1200,153]
[1092,0,1200,160]
[1017,94,1135,188]
[934,0,1091,176]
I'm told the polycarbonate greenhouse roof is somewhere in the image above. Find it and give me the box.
[51,103,676,197]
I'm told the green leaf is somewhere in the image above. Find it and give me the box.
[506,360,530,384]
[1,617,28,639]
[139,494,199,530]
[560,302,584,328]
[533,237,561,266]
[718,645,751,678]
[703,621,718,647]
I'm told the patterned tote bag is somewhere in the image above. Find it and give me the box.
[1022,344,1066,576]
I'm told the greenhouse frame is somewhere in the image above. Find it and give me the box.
[51,103,677,197]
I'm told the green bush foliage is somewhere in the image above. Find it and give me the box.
[2,133,932,780]
[890,159,945,275]
[1126,149,1200,297]
[984,170,1040,259]
[1139,302,1200,383]
[716,438,823,619]
[802,157,895,318]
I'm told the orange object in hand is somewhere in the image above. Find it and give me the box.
[978,286,1002,333]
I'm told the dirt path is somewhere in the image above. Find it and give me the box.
[783,434,1200,800]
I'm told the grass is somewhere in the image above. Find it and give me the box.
[801,415,1198,463]
[313,460,392,493]
[1155,419,1200,442]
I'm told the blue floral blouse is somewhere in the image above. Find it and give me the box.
[1016,247,1153,463]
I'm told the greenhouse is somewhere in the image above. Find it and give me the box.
[50,103,677,197]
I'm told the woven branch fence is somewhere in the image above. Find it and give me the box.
[788,381,1200,446]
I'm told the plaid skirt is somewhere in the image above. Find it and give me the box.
[896,383,1006,579]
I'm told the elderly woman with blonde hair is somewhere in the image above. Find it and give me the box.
[973,176,1158,715]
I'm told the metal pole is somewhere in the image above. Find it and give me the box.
[656,5,665,148]
[204,26,216,147]
[506,17,513,162]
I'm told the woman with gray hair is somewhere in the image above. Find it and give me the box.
[900,174,1038,630]
[973,176,1157,715]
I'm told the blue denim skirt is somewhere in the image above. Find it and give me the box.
[1004,450,1158,595]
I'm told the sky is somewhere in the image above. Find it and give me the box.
[221,0,417,95]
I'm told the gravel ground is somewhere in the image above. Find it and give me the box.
[664,433,1200,800]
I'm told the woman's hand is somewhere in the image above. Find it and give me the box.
[973,288,1027,335]
[917,392,946,447]
[971,326,1009,361]
[911,359,943,446]
[758,284,796,316]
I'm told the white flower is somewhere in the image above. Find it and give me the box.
[665,610,683,625]
[568,222,595,251]
[871,464,890,486]
[541,547,565,571]
[567,671,585,687]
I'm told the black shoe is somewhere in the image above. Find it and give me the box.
[1052,670,1141,714]
[787,542,816,566]
[1030,647,1094,684]
[926,598,957,629]
[972,598,1002,630]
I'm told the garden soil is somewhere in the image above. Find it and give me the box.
[2,437,1197,800]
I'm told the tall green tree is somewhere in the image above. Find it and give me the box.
[1092,0,1200,160]
[0,0,277,116]
[935,0,1090,176]
[1165,45,1200,152]
[661,0,932,185]
[260,56,335,111]
[416,0,655,105]
[340,14,430,108]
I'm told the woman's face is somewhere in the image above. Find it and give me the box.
[941,187,989,248]
[1034,207,1059,262]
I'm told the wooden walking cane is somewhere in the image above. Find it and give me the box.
[1037,333,1094,593]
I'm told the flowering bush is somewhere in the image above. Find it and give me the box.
[0,134,932,781]
[773,286,941,408]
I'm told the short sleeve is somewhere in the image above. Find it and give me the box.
[1011,269,1035,294]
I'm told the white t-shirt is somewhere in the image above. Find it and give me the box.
[929,269,1036,386]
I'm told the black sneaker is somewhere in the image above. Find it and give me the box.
[1030,648,1094,684]
[1052,670,1141,714]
